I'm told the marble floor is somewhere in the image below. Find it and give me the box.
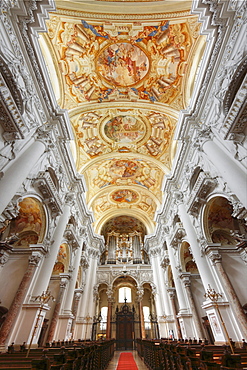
[106,350,149,370]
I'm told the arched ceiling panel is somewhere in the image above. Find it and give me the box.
[41,1,205,237]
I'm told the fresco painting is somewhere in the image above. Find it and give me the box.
[52,243,68,274]
[97,43,149,87]
[10,197,44,240]
[102,215,146,236]
[207,197,235,232]
[104,115,145,143]
[53,262,65,275]
[185,261,199,274]
[57,243,67,263]
[15,232,39,247]
[111,189,138,203]
[109,160,140,179]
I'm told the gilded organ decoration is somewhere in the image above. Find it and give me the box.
[101,219,145,265]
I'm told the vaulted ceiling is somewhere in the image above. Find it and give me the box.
[40,0,205,238]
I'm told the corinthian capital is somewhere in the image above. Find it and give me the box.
[194,127,214,151]
[65,192,76,207]
[35,126,54,149]
[136,287,144,302]
[173,190,184,205]
[208,250,222,265]
[29,253,42,266]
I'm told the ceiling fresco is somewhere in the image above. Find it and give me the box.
[46,16,200,108]
[42,2,205,236]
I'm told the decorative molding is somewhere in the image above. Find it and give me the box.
[161,254,170,269]
[0,195,21,221]
[28,253,42,266]
[170,223,186,249]
[80,255,89,269]
[187,172,217,216]
[229,195,247,220]
[56,8,191,20]
[0,242,13,267]
[64,224,80,250]
[32,171,63,217]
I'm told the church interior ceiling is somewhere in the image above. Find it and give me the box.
[41,0,205,237]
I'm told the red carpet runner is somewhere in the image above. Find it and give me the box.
[116,352,139,370]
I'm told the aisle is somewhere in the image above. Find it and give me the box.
[106,350,149,370]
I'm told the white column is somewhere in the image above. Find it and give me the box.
[152,252,171,315]
[165,234,187,312]
[75,251,98,339]
[159,262,172,317]
[0,139,46,214]
[32,201,71,296]
[150,252,163,318]
[202,136,247,208]
[63,243,83,314]
[174,191,217,291]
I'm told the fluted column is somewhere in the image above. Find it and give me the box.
[149,250,164,317]
[160,255,172,317]
[0,252,42,346]
[173,191,217,291]
[0,137,46,215]
[198,130,247,208]
[207,249,247,338]
[75,250,98,339]
[137,289,145,339]
[70,289,83,339]
[46,275,70,342]
[180,273,204,339]
[32,195,73,296]
[62,243,83,314]
[167,288,182,339]
[106,299,113,340]
[164,231,187,312]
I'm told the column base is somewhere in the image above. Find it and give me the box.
[9,303,50,347]
[202,300,243,343]
[177,313,194,339]
[55,314,74,341]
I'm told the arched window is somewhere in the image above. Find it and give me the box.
[143,306,151,330]
[100,306,108,330]
[119,287,132,303]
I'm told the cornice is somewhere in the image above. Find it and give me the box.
[55,8,192,21]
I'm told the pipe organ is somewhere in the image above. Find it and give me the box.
[103,231,144,265]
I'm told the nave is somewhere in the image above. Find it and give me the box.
[0,0,246,358]
[0,338,247,370]
[106,350,148,370]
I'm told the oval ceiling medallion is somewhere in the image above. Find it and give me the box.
[104,115,145,143]
[111,189,138,203]
[97,42,149,87]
